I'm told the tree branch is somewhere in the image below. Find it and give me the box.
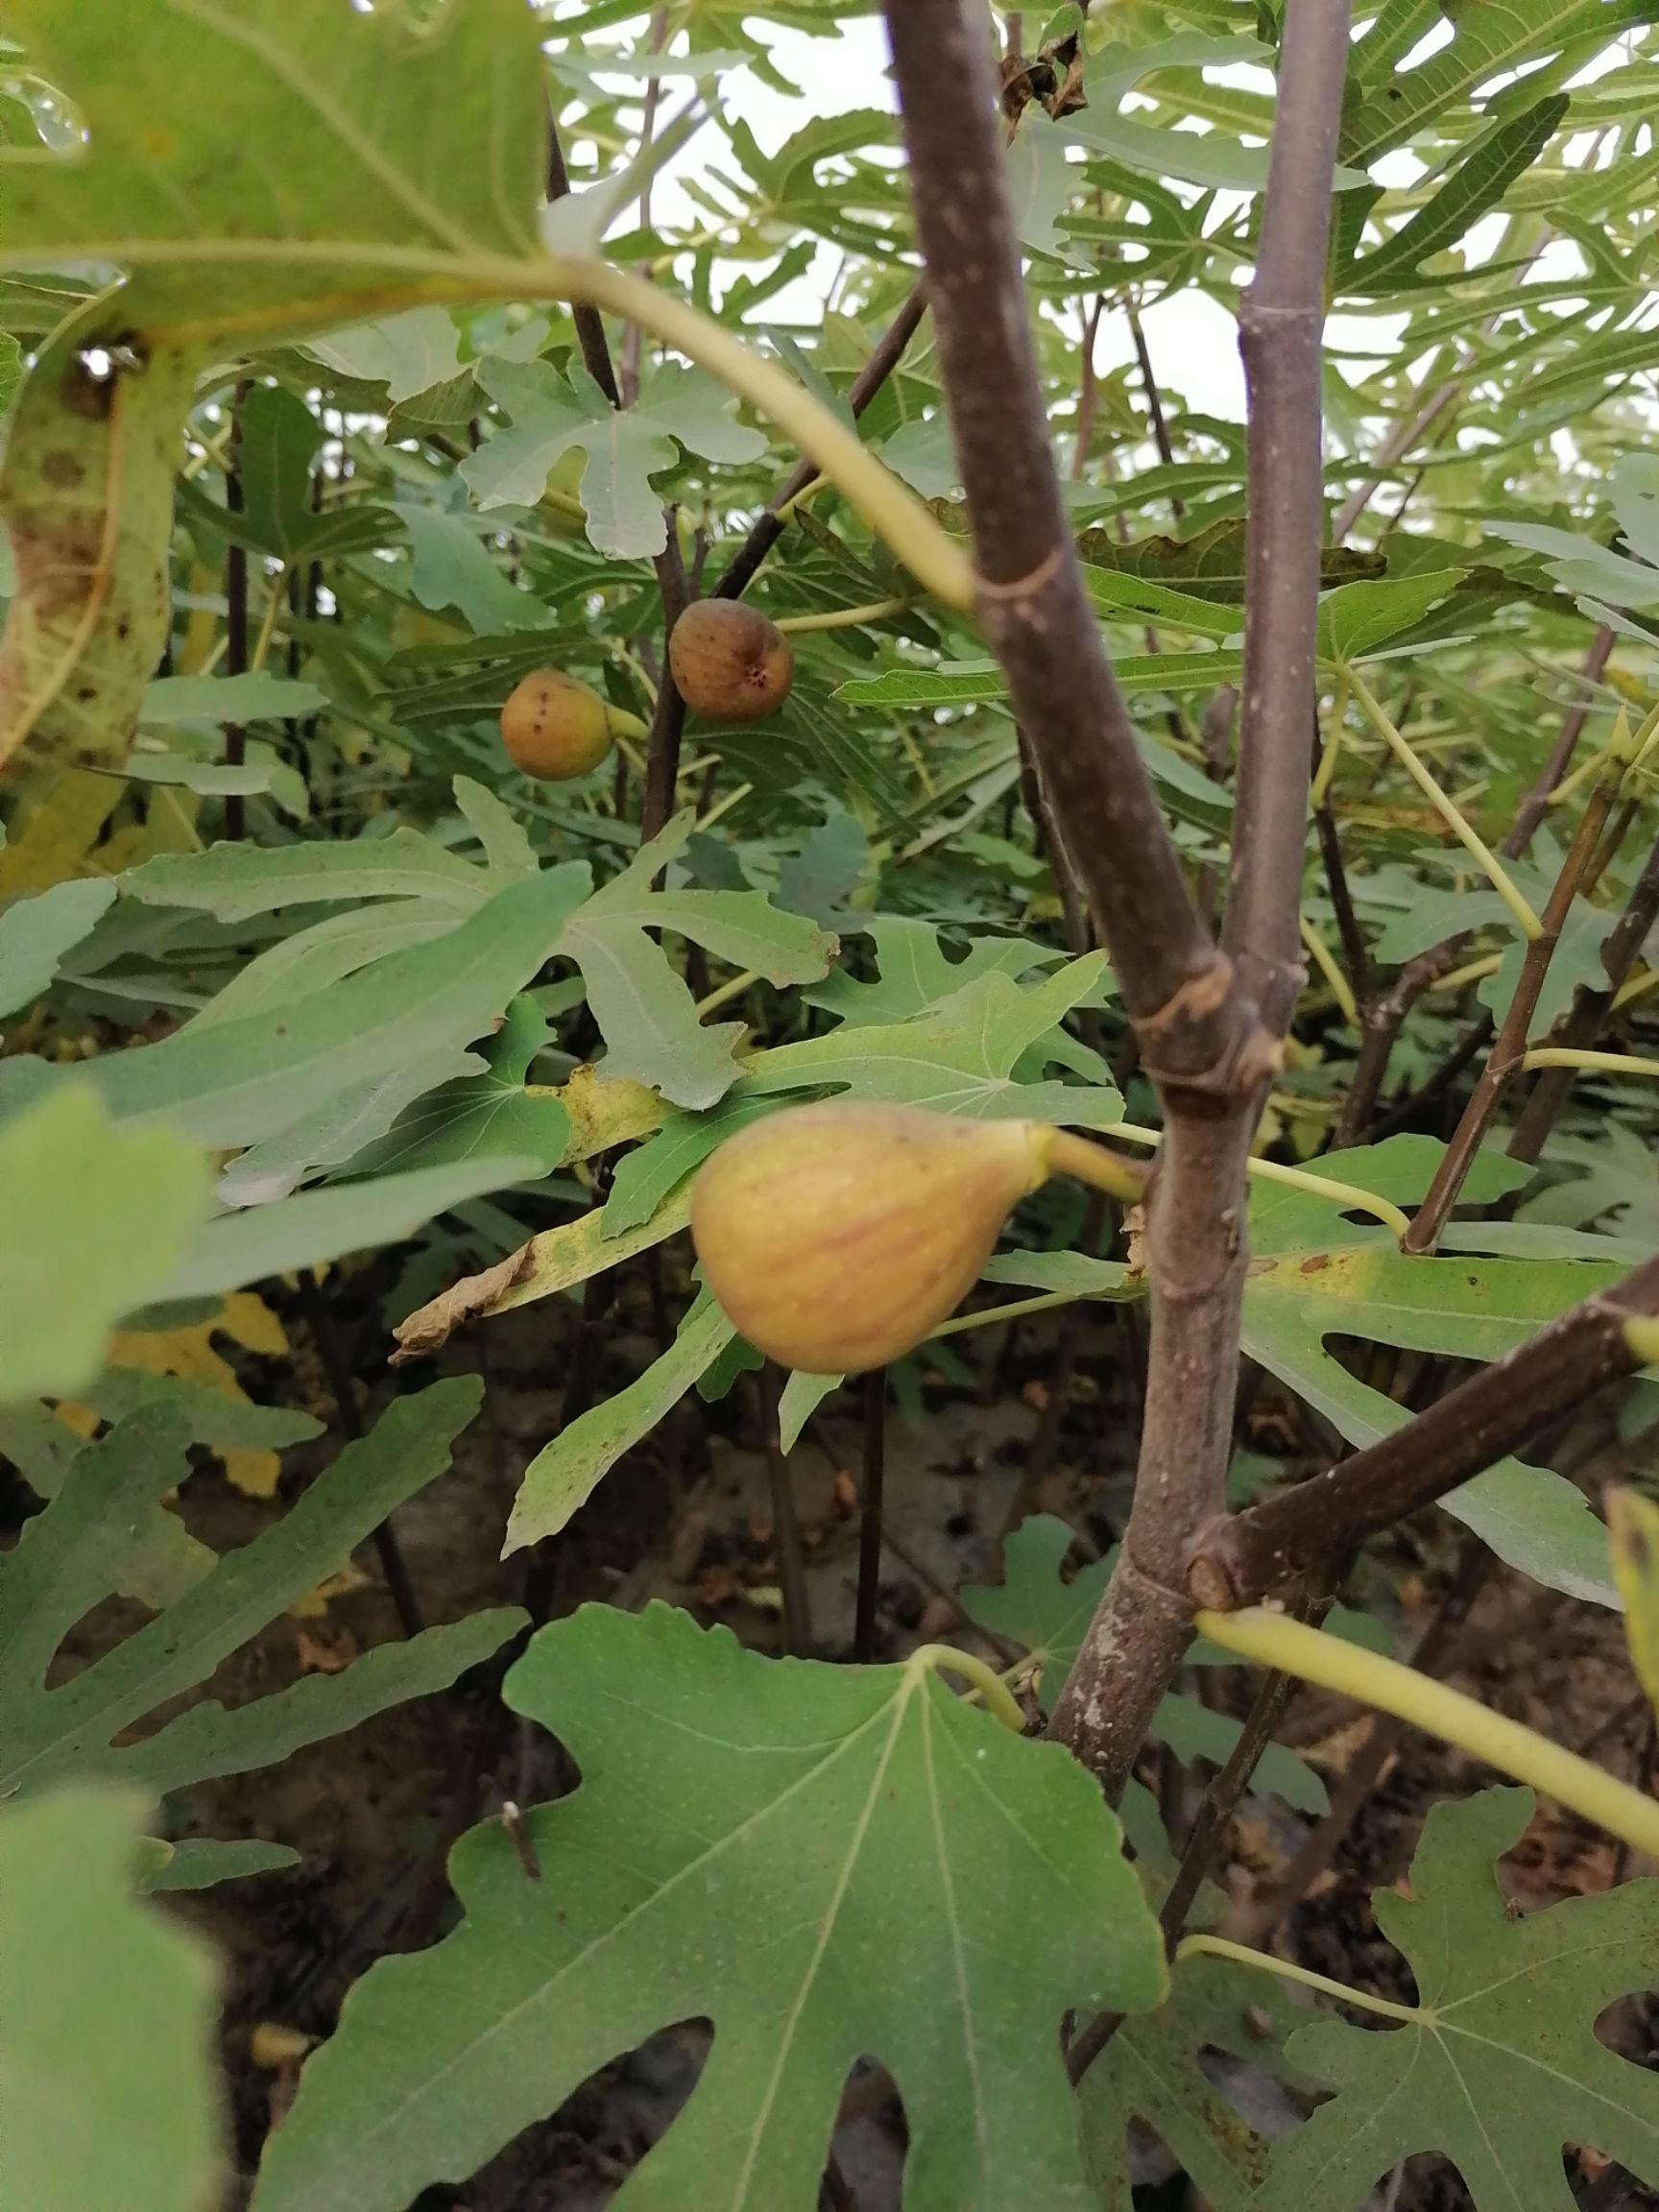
[1187,1253,1659,1608]
[1506,622,1615,854]
[1223,0,1351,1035]
[713,285,929,605]
[1334,622,1613,1146]
[545,116,621,406]
[638,517,688,849]
[1403,742,1627,1252]
[1049,0,1349,1792]
[882,0,1349,1794]
[883,0,1262,1095]
[1506,822,1659,1165]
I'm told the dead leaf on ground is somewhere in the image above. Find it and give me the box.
[295,1624,359,1674]
[286,1562,373,1622]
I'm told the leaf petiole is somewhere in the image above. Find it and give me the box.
[772,597,917,636]
[1344,662,1543,941]
[1194,1605,1659,1863]
[1104,1120,1411,1240]
[1522,1046,1659,1081]
[547,257,974,610]
[1175,1932,1423,2025]
[908,1643,1027,1734]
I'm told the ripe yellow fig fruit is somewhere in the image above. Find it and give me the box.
[668,598,794,724]
[690,1100,1054,1374]
[500,669,642,781]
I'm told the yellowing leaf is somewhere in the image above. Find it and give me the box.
[0,766,123,897]
[0,329,204,776]
[62,1294,295,1499]
[556,1063,664,1160]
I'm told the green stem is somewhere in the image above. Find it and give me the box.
[694,779,753,833]
[1429,951,1503,997]
[773,596,916,635]
[1299,912,1358,1024]
[909,1643,1027,1733]
[926,1288,1080,1340]
[1309,672,1349,807]
[1176,1933,1422,2024]
[694,967,758,1019]
[1105,1119,1411,1240]
[1345,662,1542,940]
[248,562,288,675]
[145,249,970,606]
[1522,1046,1659,1081]
[550,258,974,608]
[1042,1127,1148,1206]
[1194,1604,1659,1863]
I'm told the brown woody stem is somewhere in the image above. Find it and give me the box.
[1044,0,1352,1793]
[714,285,929,605]
[1187,1254,1659,1608]
[1507,826,1659,1166]
[1402,744,1626,1253]
[1335,622,1614,1145]
[884,0,1254,1094]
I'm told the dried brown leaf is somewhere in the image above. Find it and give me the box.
[390,1242,535,1366]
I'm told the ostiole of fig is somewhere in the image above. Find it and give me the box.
[688,1099,1144,1376]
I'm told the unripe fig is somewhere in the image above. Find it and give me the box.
[668,598,794,723]
[690,1100,1054,1374]
[500,669,642,781]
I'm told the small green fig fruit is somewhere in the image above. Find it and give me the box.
[501,669,637,781]
[668,598,794,724]
[690,1100,1053,1374]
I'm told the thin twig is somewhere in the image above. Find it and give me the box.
[1159,1665,1303,1945]
[223,376,251,842]
[298,1268,423,1640]
[545,116,620,404]
[761,1365,813,1657]
[714,285,929,604]
[1070,296,1105,482]
[1507,623,1615,854]
[1331,376,1461,541]
[618,6,670,410]
[546,105,690,830]
[1404,743,1627,1252]
[1127,302,1180,494]
[1315,793,1370,1009]
[1335,622,1613,1145]
[854,1369,887,1663]
[639,517,689,850]
[1508,825,1659,1165]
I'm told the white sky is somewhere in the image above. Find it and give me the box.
[555,9,1648,433]
[645,14,1259,421]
